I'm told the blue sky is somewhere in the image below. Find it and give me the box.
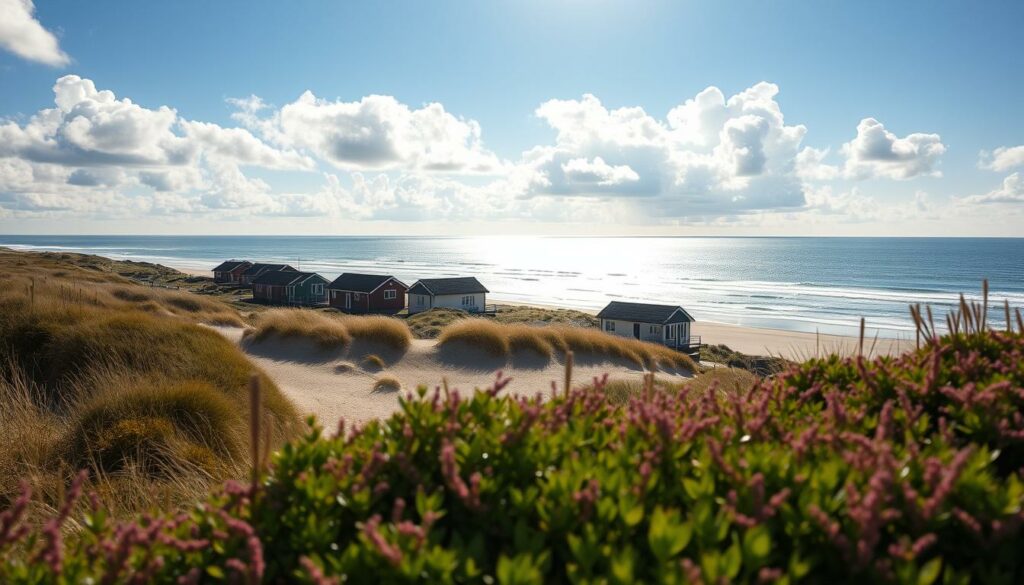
[1,0,1023,235]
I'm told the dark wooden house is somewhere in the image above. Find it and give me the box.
[252,270,329,305]
[327,273,408,314]
[212,260,252,284]
[241,263,296,285]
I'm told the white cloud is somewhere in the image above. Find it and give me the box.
[181,120,313,170]
[561,157,639,186]
[522,83,808,215]
[841,118,946,180]
[236,92,503,173]
[0,0,68,66]
[957,172,1024,205]
[979,145,1024,172]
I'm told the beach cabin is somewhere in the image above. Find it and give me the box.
[252,270,328,305]
[407,277,492,315]
[596,301,698,354]
[327,273,408,314]
[241,263,296,285]
[212,260,252,284]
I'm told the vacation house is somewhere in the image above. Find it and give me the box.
[212,260,252,284]
[327,273,408,314]
[596,301,698,355]
[252,270,328,305]
[241,263,296,285]
[407,277,491,315]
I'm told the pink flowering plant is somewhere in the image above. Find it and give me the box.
[2,317,1024,583]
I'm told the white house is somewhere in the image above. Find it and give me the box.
[596,301,697,352]
[407,277,491,315]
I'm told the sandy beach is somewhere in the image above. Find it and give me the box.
[212,326,693,424]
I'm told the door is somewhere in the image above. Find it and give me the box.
[345,293,352,309]
[633,323,640,339]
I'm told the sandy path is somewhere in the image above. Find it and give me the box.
[213,327,689,425]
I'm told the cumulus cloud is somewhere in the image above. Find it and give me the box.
[0,75,966,228]
[841,118,946,180]
[0,0,68,66]
[957,173,1024,205]
[234,92,502,173]
[979,145,1024,172]
[0,75,318,218]
[521,83,808,215]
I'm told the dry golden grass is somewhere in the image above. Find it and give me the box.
[437,319,696,371]
[684,367,759,396]
[245,309,412,351]
[0,248,299,519]
[245,309,352,347]
[362,354,386,370]
[372,374,403,393]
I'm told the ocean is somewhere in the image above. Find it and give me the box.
[2,235,1022,338]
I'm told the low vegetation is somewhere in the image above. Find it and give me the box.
[372,374,403,393]
[0,249,299,520]
[407,305,598,339]
[3,304,1024,582]
[245,309,412,351]
[701,343,792,377]
[438,319,696,371]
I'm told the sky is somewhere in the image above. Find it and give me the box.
[1,0,1023,236]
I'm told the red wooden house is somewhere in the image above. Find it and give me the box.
[327,273,408,314]
[212,260,252,284]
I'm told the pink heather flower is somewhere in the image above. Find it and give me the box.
[363,515,403,567]
[301,556,341,585]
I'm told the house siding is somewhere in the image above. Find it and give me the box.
[328,278,407,314]
[600,318,691,346]
[408,292,486,314]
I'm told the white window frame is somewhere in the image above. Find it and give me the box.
[462,295,475,306]
[312,283,324,296]
[604,320,615,332]
[383,289,397,300]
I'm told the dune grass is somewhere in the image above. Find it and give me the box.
[0,249,299,519]
[361,354,386,370]
[372,374,403,393]
[407,305,598,339]
[437,319,696,371]
[245,309,412,351]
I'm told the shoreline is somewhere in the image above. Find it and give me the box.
[10,246,918,359]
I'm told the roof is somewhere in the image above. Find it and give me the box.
[408,277,489,296]
[212,260,251,272]
[242,263,296,276]
[252,270,308,286]
[328,273,407,293]
[596,301,695,324]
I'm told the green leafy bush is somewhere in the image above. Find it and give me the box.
[2,329,1024,583]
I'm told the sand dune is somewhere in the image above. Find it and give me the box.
[212,326,690,425]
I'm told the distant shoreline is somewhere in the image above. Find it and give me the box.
[136,256,917,360]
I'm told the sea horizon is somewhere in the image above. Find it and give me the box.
[4,234,1022,339]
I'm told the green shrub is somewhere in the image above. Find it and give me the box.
[3,328,1024,583]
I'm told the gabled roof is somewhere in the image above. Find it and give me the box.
[243,263,296,276]
[597,301,695,324]
[328,273,408,293]
[212,260,251,272]
[252,269,307,286]
[408,277,489,296]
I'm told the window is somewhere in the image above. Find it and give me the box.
[313,284,324,296]
[667,324,676,340]
[417,295,425,306]
[604,320,615,332]
[462,295,475,306]
[383,289,397,300]
[331,290,337,299]
[649,325,657,334]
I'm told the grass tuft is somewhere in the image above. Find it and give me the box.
[436,320,696,371]
[372,374,403,393]
[245,310,412,351]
